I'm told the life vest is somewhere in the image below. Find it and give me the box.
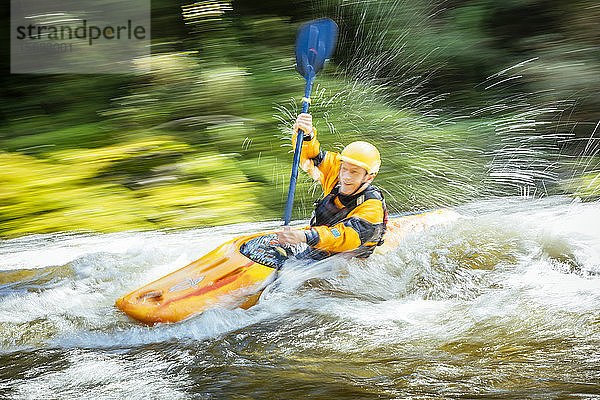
[309,184,388,258]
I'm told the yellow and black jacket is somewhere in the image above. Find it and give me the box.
[295,129,387,259]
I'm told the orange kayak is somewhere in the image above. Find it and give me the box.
[115,209,459,324]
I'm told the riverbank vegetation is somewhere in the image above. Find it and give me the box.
[1,0,598,236]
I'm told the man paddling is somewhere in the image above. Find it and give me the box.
[276,113,387,260]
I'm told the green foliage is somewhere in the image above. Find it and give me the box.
[1,2,599,236]
[0,137,268,235]
[561,165,600,200]
[1,123,111,154]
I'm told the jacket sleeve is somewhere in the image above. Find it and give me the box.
[304,199,385,253]
[293,127,339,191]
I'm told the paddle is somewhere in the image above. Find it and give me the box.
[283,18,338,226]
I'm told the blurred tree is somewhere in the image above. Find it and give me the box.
[2,0,599,234]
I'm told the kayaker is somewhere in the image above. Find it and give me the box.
[276,113,387,260]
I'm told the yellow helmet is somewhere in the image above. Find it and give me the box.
[340,141,381,175]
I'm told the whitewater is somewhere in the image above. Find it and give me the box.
[1,196,599,399]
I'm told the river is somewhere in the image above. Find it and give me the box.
[1,196,599,399]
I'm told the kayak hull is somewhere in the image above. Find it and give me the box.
[115,208,459,324]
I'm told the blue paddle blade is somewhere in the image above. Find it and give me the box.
[295,18,338,80]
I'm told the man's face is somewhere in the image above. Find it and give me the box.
[339,161,369,195]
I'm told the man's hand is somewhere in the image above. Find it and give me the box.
[276,227,307,245]
[293,113,314,139]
